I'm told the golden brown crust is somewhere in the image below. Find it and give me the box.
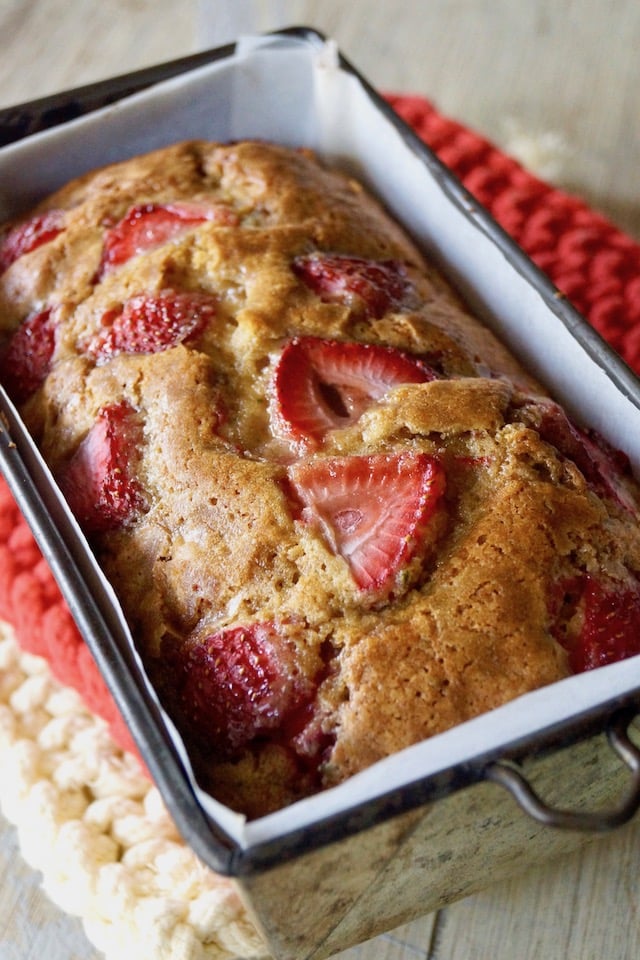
[2,140,640,817]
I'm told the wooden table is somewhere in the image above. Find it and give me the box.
[1,2,639,958]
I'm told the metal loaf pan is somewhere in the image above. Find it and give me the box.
[0,28,639,960]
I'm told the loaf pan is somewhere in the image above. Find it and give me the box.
[0,28,639,959]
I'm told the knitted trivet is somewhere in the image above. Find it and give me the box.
[1,95,640,960]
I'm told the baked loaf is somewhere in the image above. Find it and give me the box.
[1,140,640,818]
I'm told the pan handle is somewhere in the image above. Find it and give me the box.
[484,711,640,832]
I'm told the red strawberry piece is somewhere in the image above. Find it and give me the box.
[0,307,58,402]
[167,623,315,755]
[98,201,238,277]
[288,452,445,593]
[84,289,216,363]
[292,253,414,319]
[0,210,64,274]
[271,336,436,451]
[534,399,637,513]
[551,574,640,673]
[57,401,147,535]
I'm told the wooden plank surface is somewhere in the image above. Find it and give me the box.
[1,2,640,959]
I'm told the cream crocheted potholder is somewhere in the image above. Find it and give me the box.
[0,621,269,960]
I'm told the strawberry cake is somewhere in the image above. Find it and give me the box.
[1,140,640,818]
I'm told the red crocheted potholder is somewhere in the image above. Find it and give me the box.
[2,95,640,757]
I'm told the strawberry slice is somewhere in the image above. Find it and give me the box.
[550,574,640,672]
[270,336,436,451]
[0,210,64,274]
[57,400,147,535]
[288,452,445,593]
[164,622,316,755]
[84,289,216,363]
[98,201,238,277]
[292,253,414,319]
[527,398,637,513]
[0,306,58,402]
